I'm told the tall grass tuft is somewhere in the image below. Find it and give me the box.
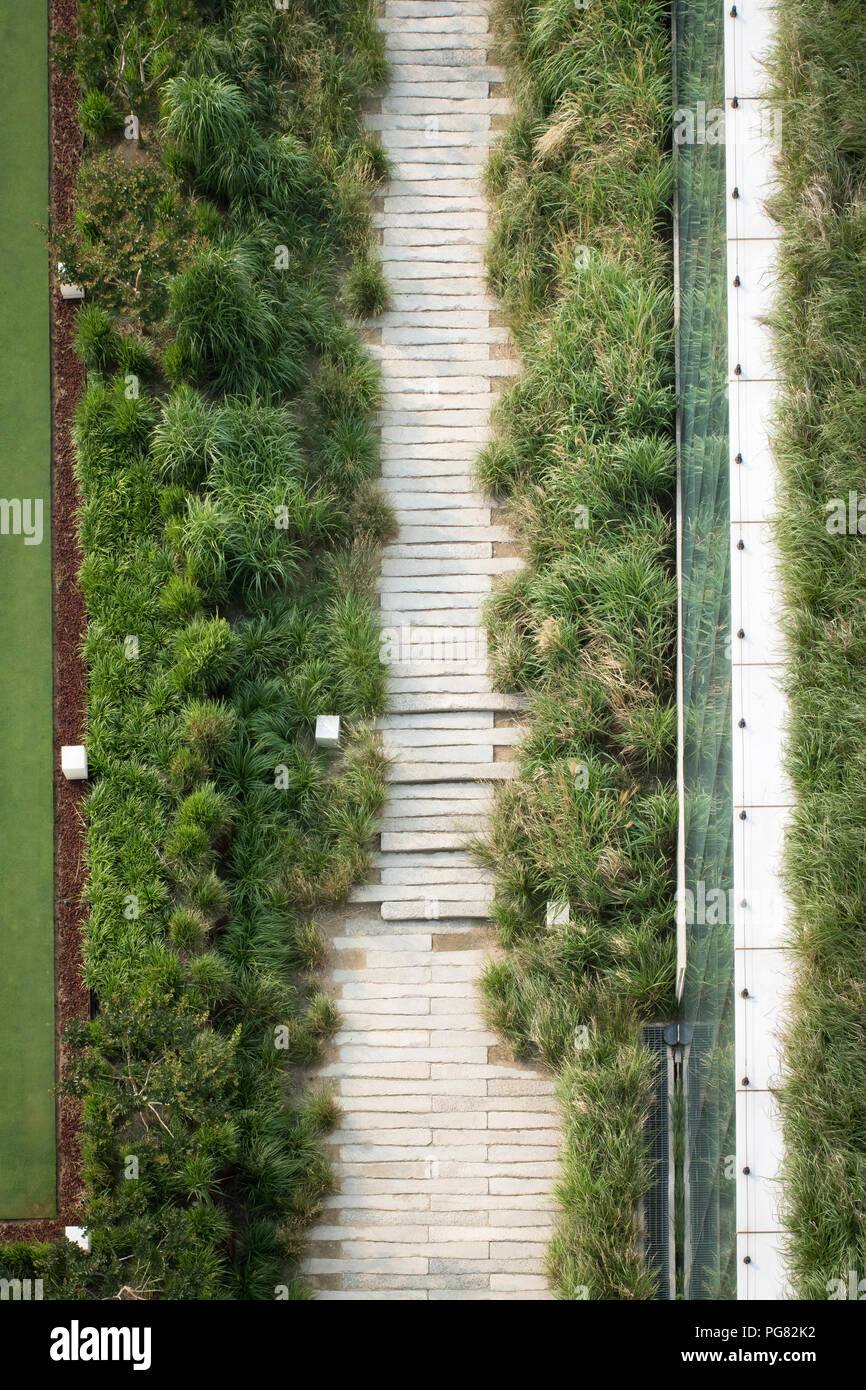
[4,0,391,1302]
[479,0,676,1298]
[768,0,866,1299]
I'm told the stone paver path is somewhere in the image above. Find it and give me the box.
[300,0,559,1301]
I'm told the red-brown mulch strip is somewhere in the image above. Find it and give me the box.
[0,0,87,1246]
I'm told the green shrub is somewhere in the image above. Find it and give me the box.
[169,907,209,951]
[188,951,234,1004]
[159,573,204,623]
[161,72,262,202]
[170,616,237,696]
[549,1023,660,1300]
[183,699,236,758]
[478,0,675,1299]
[12,0,388,1306]
[343,254,390,318]
[54,152,200,324]
[152,386,218,488]
[77,88,122,135]
[55,1,199,114]
[176,784,234,838]
[194,198,221,239]
[116,335,154,379]
[768,0,866,1299]
[73,304,121,372]
[315,335,382,418]
[167,246,304,396]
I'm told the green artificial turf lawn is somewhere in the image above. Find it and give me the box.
[0,0,56,1219]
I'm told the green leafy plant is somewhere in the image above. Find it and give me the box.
[73,304,121,372]
[478,0,676,1300]
[52,151,200,325]
[77,88,122,135]
[54,0,200,116]
[768,0,866,1301]
[6,0,391,1302]
[343,253,390,318]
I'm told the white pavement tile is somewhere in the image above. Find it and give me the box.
[300,6,557,1303]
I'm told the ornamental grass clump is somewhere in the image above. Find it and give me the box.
[479,0,676,1299]
[767,0,866,1300]
[2,0,390,1301]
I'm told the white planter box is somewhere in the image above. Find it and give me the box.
[57,263,85,300]
[545,899,570,928]
[61,745,88,781]
[314,715,341,748]
[65,1226,90,1252]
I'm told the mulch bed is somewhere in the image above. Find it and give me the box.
[0,0,87,1246]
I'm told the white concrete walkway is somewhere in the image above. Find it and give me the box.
[299,0,559,1301]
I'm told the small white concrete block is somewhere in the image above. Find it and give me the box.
[545,900,570,928]
[65,1226,90,1251]
[57,264,85,300]
[315,715,341,749]
[61,745,88,781]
